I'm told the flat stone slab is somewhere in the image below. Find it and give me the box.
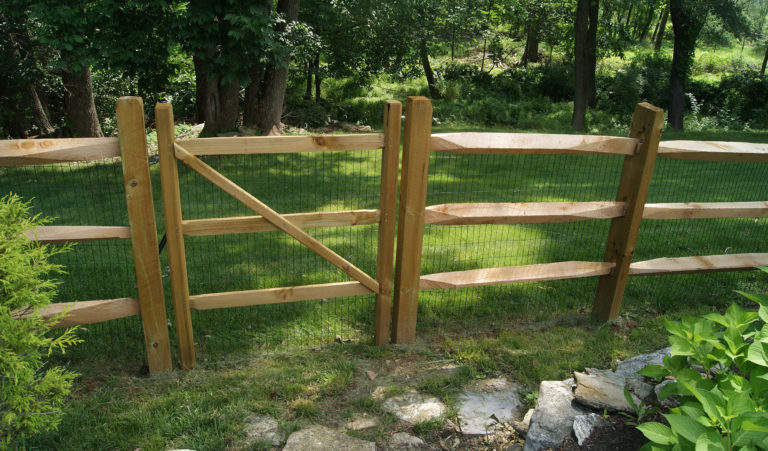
[573,413,607,446]
[243,415,284,446]
[524,379,587,451]
[345,413,379,431]
[615,348,670,378]
[282,425,375,451]
[456,377,525,436]
[382,391,448,424]
[574,369,650,413]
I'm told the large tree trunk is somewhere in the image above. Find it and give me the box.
[521,25,540,64]
[62,65,102,137]
[668,0,707,131]
[25,84,54,136]
[654,6,669,52]
[196,51,240,135]
[420,39,441,99]
[572,0,599,131]
[254,0,300,135]
[243,65,264,128]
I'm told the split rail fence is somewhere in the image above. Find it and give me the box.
[2,95,767,373]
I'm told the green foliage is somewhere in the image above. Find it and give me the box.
[0,194,81,445]
[621,386,659,425]
[637,268,768,450]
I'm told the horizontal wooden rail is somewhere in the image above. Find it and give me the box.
[629,253,768,276]
[23,225,131,243]
[183,210,379,237]
[643,202,768,220]
[177,134,384,156]
[658,141,768,162]
[424,202,626,225]
[189,281,373,310]
[419,261,615,290]
[0,138,120,166]
[15,297,140,328]
[428,133,639,155]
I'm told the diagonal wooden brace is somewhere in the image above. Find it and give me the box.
[173,143,380,293]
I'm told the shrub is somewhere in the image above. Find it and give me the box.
[637,267,768,450]
[0,194,81,446]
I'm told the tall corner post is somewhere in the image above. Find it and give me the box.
[156,103,196,370]
[392,96,432,343]
[374,100,402,345]
[593,102,665,321]
[115,97,173,373]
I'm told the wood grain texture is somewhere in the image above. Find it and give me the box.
[375,100,401,345]
[175,142,380,293]
[424,202,627,225]
[0,138,120,166]
[392,97,433,343]
[629,253,768,275]
[156,102,195,370]
[643,202,768,219]
[189,282,372,310]
[659,140,768,162]
[182,210,379,237]
[116,97,172,373]
[177,134,384,155]
[16,298,140,328]
[419,261,615,290]
[429,133,638,155]
[23,225,131,243]
[593,102,665,321]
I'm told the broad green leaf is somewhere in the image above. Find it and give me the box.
[732,430,766,448]
[637,422,677,445]
[737,290,768,307]
[666,319,688,340]
[759,305,768,324]
[726,390,755,417]
[749,368,768,396]
[664,413,708,445]
[694,429,727,451]
[671,336,695,357]
[640,364,670,380]
[680,380,725,426]
[747,341,768,367]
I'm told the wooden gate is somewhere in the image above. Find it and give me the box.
[156,101,402,369]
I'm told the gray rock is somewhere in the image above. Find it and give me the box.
[243,415,284,446]
[573,413,607,446]
[346,413,379,431]
[615,348,671,378]
[626,377,654,402]
[282,425,375,451]
[389,432,426,449]
[655,379,680,408]
[382,391,448,424]
[574,370,640,413]
[456,377,525,436]
[523,379,586,451]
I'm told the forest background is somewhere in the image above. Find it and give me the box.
[2,0,768,139]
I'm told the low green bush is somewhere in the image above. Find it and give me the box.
[637,267,768,450]
[0,194,81,446]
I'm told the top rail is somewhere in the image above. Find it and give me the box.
[428,133,639,155]
[0,138,121,166]
[658,140,768,162]
[177,134,385,156]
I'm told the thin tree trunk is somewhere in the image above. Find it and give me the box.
[255,0,300,135]
[193,54,205,123]
[481,38,486,71]
[587,0,598,108]
[25,83,54,135]
[637,7,656,42]
[243,65,264,128]
[522,25,540,64]
[654,6,668,52]
[305,61,312,100]
[761,42,768,75]
[420,39,441,99]
[314,54,321,102]
[61,65,102,137]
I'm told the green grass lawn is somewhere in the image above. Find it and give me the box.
[3,123,768,449]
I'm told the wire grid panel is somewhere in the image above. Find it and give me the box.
[175,150,382,350]
[627,158,768,312]
[419,152,624,329]
[0,159,144,358]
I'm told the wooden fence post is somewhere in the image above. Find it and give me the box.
[115,97,172,373]
[156,103,196,370]
[392,96,432,343]
[374,100,402,345]
[593,102,665,321]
